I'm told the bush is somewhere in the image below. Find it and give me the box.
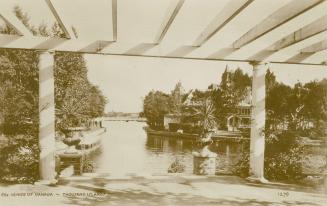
[265,148,305,181]
[264,131,305,181]
[168,123,179,132]
[150,125,165,131]
[232,152,250,178]
[0,135,39,183]
[233,131,306,182]
[180,124,193,133]
[168,123,201,134]
[83,158,95,173]
[168,158,185,173]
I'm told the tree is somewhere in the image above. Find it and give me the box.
[54,52,107,134]
[0,6,106,183]
[193,98,216,133]
[169,81,184,114]
[266,83,292,130]
[212,67,251,129]
[143,91,170,128]
[0,7,40,182]
[302,81,327,131]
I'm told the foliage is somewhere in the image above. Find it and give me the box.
[0,135,39,183]
[168,123,201,134]
[232,151,250,178]
[229,68,327,182]
[143,90,170,129]
[168,158,185,173]
[212,67,251,129]
[169,81,184,114]
[0,6,106,183]
[266,69,327,137]
[0,48,40,183]
[233,131,305,181]
[264,131,305,181]
[82,158,95,173]
[54,52,106,135]
[192,98,216,132]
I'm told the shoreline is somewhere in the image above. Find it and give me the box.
[144,127,250,142]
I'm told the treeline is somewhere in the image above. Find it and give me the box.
[141,82,184,129]
[142,67,327,181]
[142,67,327,138]
[0,6,106,183]
[142,68,252,131]
[266,70,327,138]
[55,52,106,135]
[104,112,139,118]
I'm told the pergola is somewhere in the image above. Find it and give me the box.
[1,0,327,184]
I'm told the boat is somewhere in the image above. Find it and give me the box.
[57,127,106,158]
[56,127,106,175]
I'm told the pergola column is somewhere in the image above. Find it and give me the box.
[248,61,268,183]
[38,51,56,184]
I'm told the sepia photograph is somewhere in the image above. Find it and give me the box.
[1,0,327,205]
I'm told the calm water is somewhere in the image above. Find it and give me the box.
[91,121,244,175]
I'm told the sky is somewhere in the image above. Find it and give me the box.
[1,0,327,113]
[85,55,251,113]
[85,54,327,113]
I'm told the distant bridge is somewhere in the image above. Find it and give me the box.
[103,117,147,122]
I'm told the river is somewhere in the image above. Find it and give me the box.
[91,121,244,175]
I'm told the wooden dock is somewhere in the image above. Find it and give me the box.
[145,127,249,142]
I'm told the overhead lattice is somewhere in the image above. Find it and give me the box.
[0,0,327,66]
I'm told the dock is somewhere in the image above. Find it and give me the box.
[145,127,249,142]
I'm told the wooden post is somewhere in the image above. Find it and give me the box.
[38,51,56,184]
[248,61,268,183]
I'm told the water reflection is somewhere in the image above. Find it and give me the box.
[92,121,245,175]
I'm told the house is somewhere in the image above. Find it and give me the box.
[226,87,252,132]
[182,89,202,107]
[164,114,181,130]
[163,90,202,131]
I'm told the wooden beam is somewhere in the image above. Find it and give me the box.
[192,0,252,47]
[267,14,327,51]
[188,0,291,58]
[286,52,314,63]
[301,39,327,53]
[0,34,326,66]
[278,37,327,63]
[260,30,327,62]
[300,48,327,64]
[0,34,112,52]
[0,10,33,36]
[227,1,327,60]
[154,0,185,43]
[232,0,321,49]
[44,0,76,39]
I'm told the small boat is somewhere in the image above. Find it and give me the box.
[75,131,103,154]
[57,127,106,158]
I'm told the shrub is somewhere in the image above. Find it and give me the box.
[83,158,95,173]
[168,158,185,173]
[233,131,306,182]
[232,151,250,178]
[264,131,305,181]
[168,123,179,132]
[0,135,39,183]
